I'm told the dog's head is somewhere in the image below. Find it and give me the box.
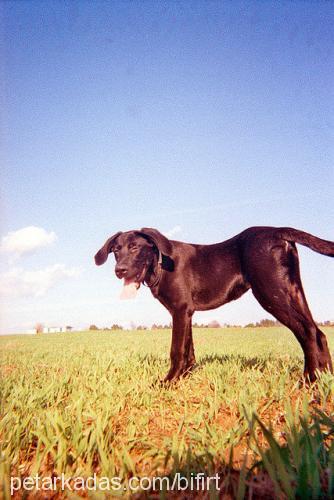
[94,228,173,288]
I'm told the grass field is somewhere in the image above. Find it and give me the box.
[1,327,334,498]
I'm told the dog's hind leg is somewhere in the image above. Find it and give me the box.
[245,241,332,382]
[315,327,333,372]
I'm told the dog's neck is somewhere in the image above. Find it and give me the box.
[144,250,163,288]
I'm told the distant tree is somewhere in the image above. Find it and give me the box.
[258,318,279,327]
[35,322,44,334]
[89,324,99,331]
[111,324,123,330]
[152,324,165,330]
[208,320,221,328]
[317,320,334,327]
[244,319,281,328]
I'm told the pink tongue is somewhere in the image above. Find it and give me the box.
[119,280,139,300]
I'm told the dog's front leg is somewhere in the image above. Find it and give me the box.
[164,307,193,382]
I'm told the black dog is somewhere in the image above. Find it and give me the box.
[95,226,334,383]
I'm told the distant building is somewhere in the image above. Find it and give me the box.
[43,326,73,333]
[26,326,73,334]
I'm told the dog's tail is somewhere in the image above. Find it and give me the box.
[279,228,334,257]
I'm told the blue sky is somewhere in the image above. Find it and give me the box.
[1,1,333,333]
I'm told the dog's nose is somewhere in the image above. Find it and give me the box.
[115,265,128,279]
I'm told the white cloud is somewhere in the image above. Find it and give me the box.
[0,226,57,259]
[164,225,182,238]
[0,264,82,298]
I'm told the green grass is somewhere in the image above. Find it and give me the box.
[1,327,334,498]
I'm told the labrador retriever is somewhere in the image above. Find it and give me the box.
[95,226,334,383]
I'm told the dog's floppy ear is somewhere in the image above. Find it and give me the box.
[139,228,173,256]
[94,232,122,266]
